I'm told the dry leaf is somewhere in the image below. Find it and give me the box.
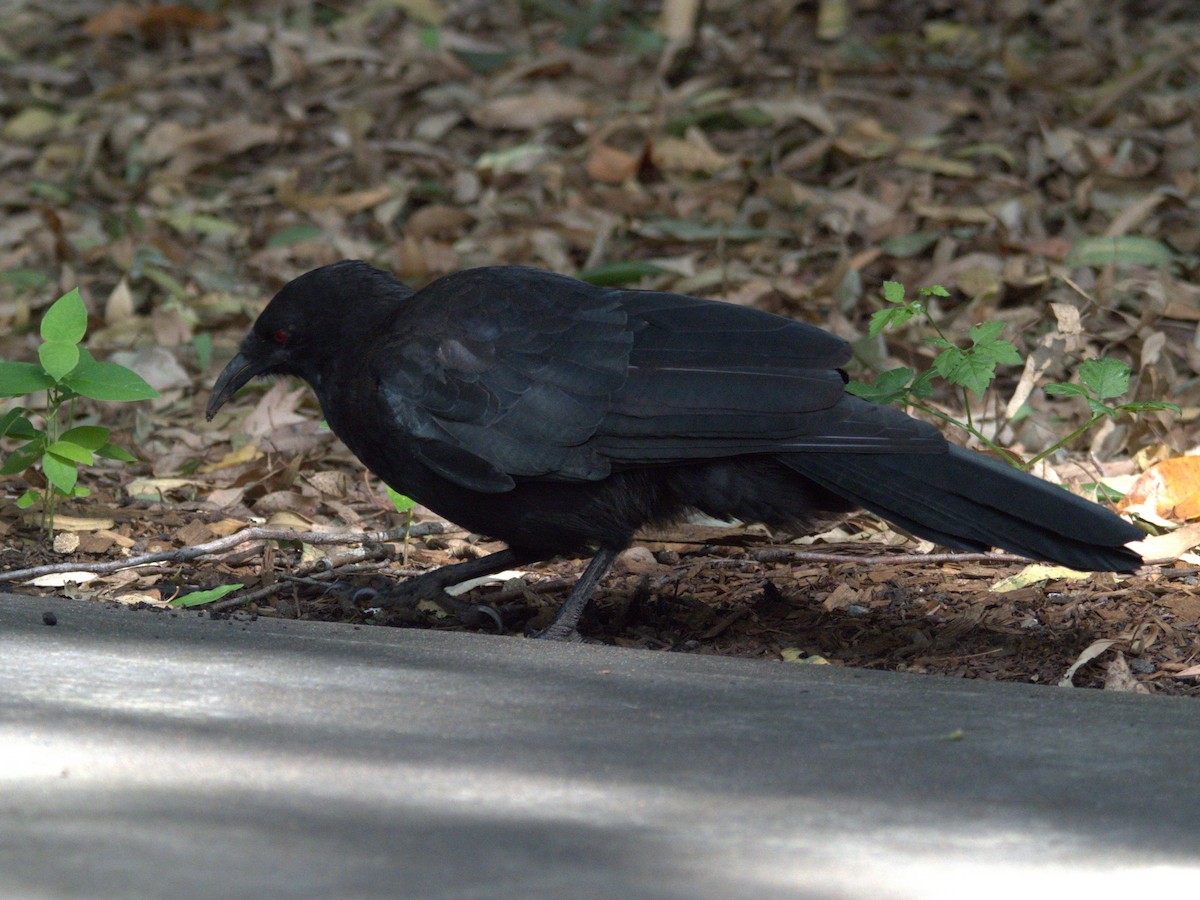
[1059,639,1118,687]
[140,116,280,177]
[199,444,263,474]
[650,131,733,174]
[1119,456,1200,522]
[176,519,215,547]
[126,477,198,499]
[84,4,222,39]
[105,278,135,324]
[471,90,594,131]
[1128,522,1200,563]
[28,572,98,587]
[822,582,858,611]
[54,515,117,532]
[991,564,1093,593]
[239,382,308,437]
[585,143,640,184]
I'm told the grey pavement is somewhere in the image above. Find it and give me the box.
[1,590,1198,899]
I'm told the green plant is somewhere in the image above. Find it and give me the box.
[848,280,1178,469]
[386,486,417,563]
[0,287,159,535]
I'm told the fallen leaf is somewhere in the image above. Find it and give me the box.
[650,131,733,174]
[585,143,640,184]
[470,90,595,131]
[1128,522,1200,563]
[126,477,199,500]
[1059,639,1118,687]
[28,572,98,587]
[822,582,858,611]
[140,116,280,177]
[991,564,1093,592]
[199,443,263,474]
[1119,457,1200,522]
[54,515,117,532]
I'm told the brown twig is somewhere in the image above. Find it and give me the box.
[0,522,447,584]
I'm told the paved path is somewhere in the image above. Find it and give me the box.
[1,591,1197,898]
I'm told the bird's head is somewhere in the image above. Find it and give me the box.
[206,260,406,420]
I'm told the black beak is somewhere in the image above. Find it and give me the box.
[207,351,269,420]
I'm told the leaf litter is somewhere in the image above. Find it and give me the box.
[1,1,1199,694]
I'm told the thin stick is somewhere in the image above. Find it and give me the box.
[0,522,448,584]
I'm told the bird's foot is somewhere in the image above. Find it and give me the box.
[531,621,586,642]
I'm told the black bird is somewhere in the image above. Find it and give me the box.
[207,261,1143,639]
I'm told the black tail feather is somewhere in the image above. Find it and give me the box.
[781,445,1144,572]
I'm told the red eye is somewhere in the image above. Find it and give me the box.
[271,329,288,344]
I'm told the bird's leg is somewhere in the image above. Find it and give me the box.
[537,546,622,642]
[344,547,535,625]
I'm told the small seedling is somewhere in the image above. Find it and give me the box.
[387,485,417,563]
[848,280,1178,469]
[0,287,158,535]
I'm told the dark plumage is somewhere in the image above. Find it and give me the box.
[208,261,1143,639]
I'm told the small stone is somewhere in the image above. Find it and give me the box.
[1129,657,1156,675]
[42,611,57,626]
[845,604,870,617]
[53,532,80,554]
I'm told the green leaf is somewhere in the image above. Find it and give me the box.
[38,340,80,381]
[97,443,137,462]
[967,321,1005,344]
[0,407,32,440]
[920,284,950,298]
[1119,400,1181,414]
[1065,236,1174,268]
[909,368,936,399]
[267,224,322,248]
[42,452,78,494]
[451,48,519,74]
[192,333,213,370]
[1080,482,1125,503]
[46,439,94,465]
[0,361,54,397]
[61,425,109,450]
[0,268,51,290]
[882,281,906,304]
[386,486,416,513]
[578,260,668,287]
[41,287,87,343]
[880,232,939,258]
[62,356,158,401]
[933,347,996,397]
[868,304,918,337]
[1086,398,1119,419]
[846,367,915,404]
[171,583,244,608]
[967,322,1021,366]
[1078,358,1129,400]
[0,440,43,475]
[637,219,788,242]
[1044,383,1090,398]
[16,489,39,509]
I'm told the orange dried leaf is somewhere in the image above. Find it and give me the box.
[585,143,640,184]
[1119,457,1200,522]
